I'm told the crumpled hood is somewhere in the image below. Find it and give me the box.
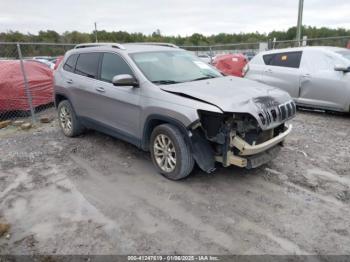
[160,76,294,129]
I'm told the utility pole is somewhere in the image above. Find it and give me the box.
[94,22,98,43]
[296,0,304,46]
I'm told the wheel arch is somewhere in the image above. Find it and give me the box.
[54,93,70,108]
[141,114,216,174]
[141,114,193,151]
[55,93,80,123]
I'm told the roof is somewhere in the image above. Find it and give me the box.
[74,43,126,50]
[72,42,182,54]
[214,53,246,60]
[123,43,182,53]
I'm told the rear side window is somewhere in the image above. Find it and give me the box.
[263,52,302,68]
[63,54,78,72]
[75,53,100,78]
[263,54,274,65]
[100,53,133,82]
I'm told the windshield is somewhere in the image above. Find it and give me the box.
[336,50,350,62]
[130,51,222,84]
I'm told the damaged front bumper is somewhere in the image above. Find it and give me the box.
[232,124,292,156]
[215,124,292,169]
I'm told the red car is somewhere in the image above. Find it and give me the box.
[54,56,64,70]
[0,60,54,112]
[212,53,248,77]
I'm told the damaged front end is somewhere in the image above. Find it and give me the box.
[190,103,295,173]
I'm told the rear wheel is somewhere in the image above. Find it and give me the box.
[150,124,194,180]
[57,100,84,137]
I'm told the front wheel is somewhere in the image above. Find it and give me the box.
[150,124,194,180]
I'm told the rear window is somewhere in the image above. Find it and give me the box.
[263,52,302,68]
[75,53,100,78]
[63,54,78,72]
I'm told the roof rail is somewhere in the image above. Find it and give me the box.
[74,43,125,50]
[128,42,179,48]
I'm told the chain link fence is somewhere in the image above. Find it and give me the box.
[0,42,74,124]
[270,35,350,50]
[181,36,350,61]
[181,42,261,62]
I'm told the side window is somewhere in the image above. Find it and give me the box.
[63,54,78,72]
[270,52,302,68]
[263,54,275,65]
[75,53,100,79]
[100,53,133,83]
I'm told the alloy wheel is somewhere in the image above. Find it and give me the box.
[59,106,72,134]
[153,134,177,172]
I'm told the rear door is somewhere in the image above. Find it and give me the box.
[262,51,303,98]
[71,52,102,120]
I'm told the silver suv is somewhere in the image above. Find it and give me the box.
[54,43,296,180]
[245,47,350,112]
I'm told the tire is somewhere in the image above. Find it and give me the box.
[150,124,194,180]
[57,100,84,137]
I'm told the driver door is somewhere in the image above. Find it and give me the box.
[94,52,141,139]
[298,50,348,110]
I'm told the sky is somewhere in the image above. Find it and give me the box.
[0,0,349,36]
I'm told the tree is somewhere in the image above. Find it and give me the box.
[0,26,349,49]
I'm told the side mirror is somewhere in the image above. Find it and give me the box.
[112,74,139,87]
[334,64,350,73]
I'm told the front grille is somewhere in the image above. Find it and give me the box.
[279,105,287,120]
[259,101,296,126]
[286,103,292,118]
[278,101,296,121]
[291,102,296,115]
[271,109,277,121]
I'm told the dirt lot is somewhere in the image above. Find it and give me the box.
[0,109,350,255]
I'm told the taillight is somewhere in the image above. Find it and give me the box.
[242,64,249,77]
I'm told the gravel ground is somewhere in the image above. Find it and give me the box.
[0,109,349,255]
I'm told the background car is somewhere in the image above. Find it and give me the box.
[243,51,256,61]
[197,54,213,64]
[212,53,248,77]
[245,46,350,112]
[53,56,64,70]
[0,60,54,112]
[32,56,56,69]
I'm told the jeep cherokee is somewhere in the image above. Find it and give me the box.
[54,43,296,180]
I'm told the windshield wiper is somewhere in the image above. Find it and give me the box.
[190,75,217,82]
[152,80,181,85]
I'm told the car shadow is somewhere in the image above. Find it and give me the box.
[184,161,263,184]
[76,129,262,183]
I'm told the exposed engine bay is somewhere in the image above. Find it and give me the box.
[159,78,296,173]
[190,110,292,173]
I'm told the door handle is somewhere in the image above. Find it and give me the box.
[302,73,311,78]
[66,79,73,84]
[265,69,273,73]
[95,87,105,93]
